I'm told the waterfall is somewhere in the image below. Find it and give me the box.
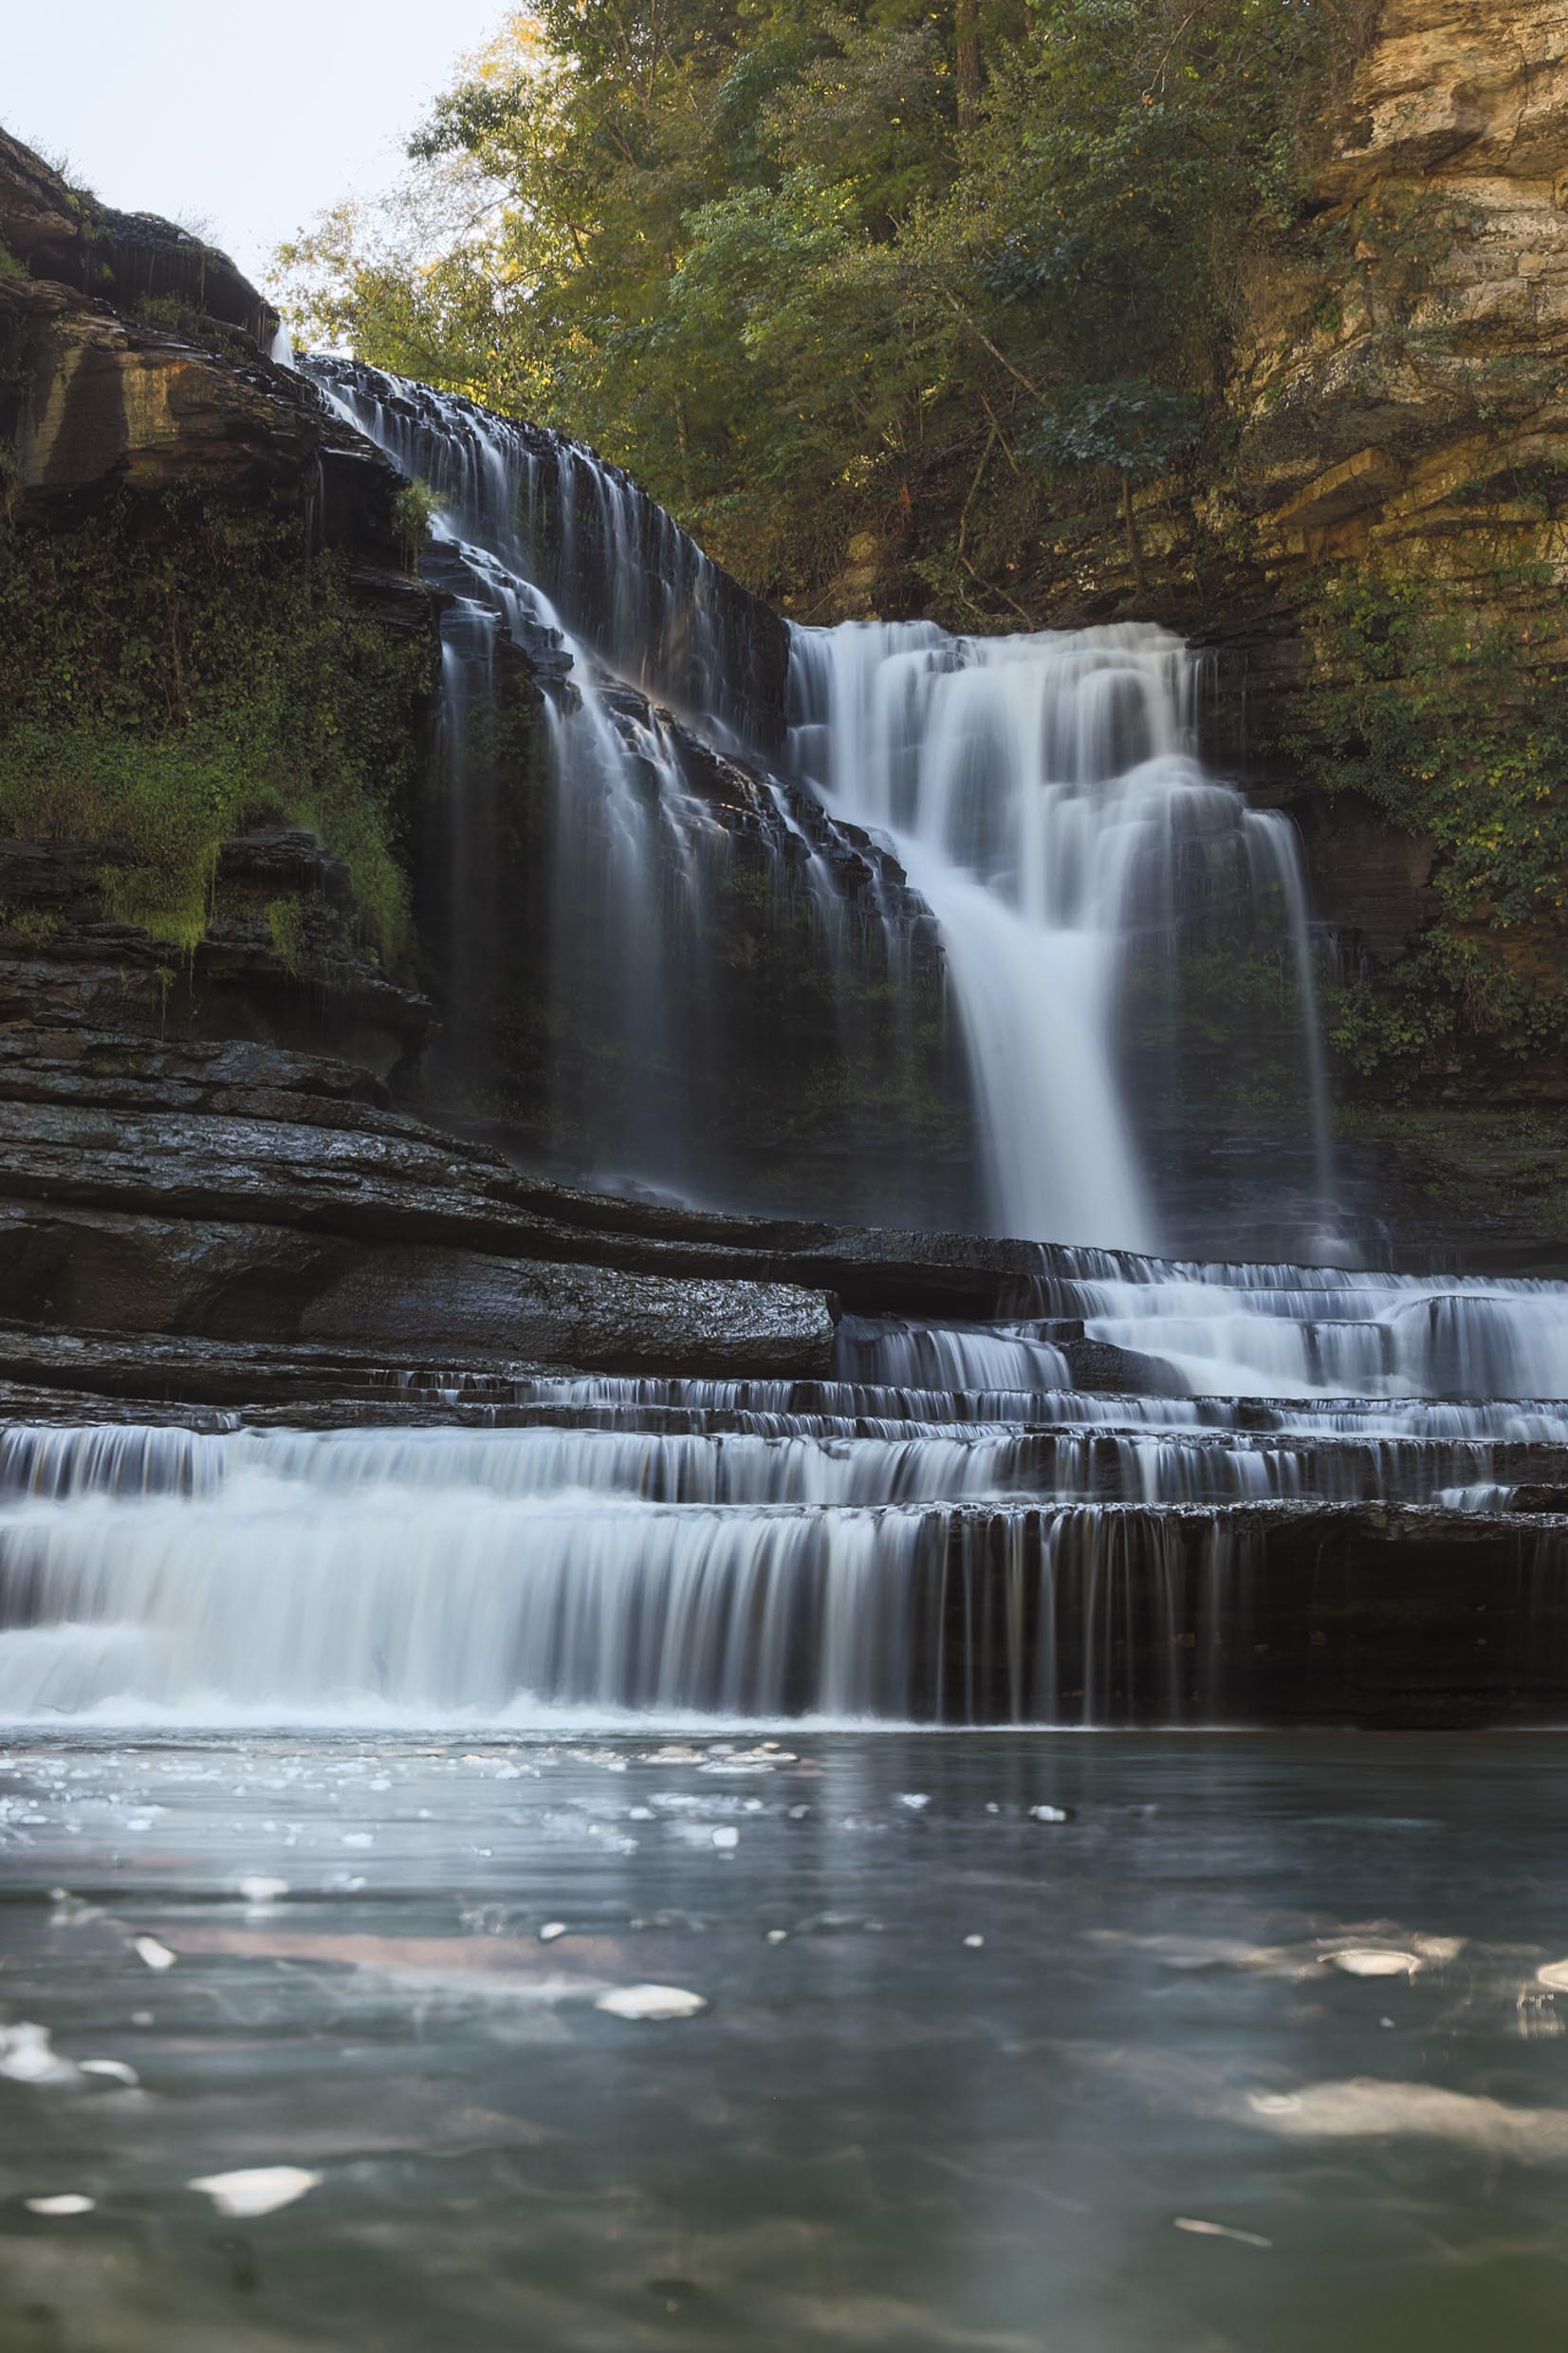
[9,358,1557,1735]
[6,1240,1568,1726]
[787,621,1337,1255]
[306,357,962,1218]
[304,357,1336,1251]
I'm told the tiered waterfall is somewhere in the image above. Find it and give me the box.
[4,361,1567,1728]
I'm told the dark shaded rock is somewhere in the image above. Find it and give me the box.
[926,1502,1568,1729]
[0,1201,832,1379]
[0,844,430,1082]
[1507,1486,1568,1515]
[1059,1338,1191,1399]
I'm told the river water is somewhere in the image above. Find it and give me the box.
[3,1729,1567,2350]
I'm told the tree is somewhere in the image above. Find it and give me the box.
[268,1,1354,612]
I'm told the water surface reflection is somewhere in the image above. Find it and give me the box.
[0,1732,1564,2349]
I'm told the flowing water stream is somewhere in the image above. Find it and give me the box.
[5,1250,1568,1726]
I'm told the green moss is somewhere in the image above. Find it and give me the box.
[266,896,304,972]
[0,902,62,943]
[0,491,436,965]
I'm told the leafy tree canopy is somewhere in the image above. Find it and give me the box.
[272,0,1363,612]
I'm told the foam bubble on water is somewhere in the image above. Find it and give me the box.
[237,1875,289,1905]
[132,1936,175,1973]
[25,2195,94,2216]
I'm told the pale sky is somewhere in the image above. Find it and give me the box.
[5,0,510,286]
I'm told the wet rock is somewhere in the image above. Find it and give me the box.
[1060,1338,1190,1399]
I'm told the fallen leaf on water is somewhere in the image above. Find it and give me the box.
[80,2060,138,2087]
[1325,1948,1419,1979]
[189,2167,321,2219]
[596,1985,708,2022]
[1174,2217,1273,2248]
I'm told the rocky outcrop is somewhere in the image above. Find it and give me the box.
[978,4,1568,678]
[0,127,276,348]
[0,832,428,1075]
[1229,0,1568,636]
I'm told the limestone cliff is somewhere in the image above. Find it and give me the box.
[1227,0,1568,656]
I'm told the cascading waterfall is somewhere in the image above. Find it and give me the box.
[6,357,1566,1732]
[7,1245,1568,1727]
[788,621,1337,1255]
[308,357,958,1214]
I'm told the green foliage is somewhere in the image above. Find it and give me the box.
[131,292,194,331]
[0,902,62,944]
[269,0,1360,605]
[1327,934,1557,1079]
[266,896,304,972]
[391,476,441,564]
[0,240,25,281]
[1296,571,1568,1080]
[1308,575,1568,930]
[1024,383,1202,485]
[0,494,434,961]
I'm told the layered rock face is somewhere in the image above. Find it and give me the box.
[1231,0,1568,662]
[985,4,1568,667]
